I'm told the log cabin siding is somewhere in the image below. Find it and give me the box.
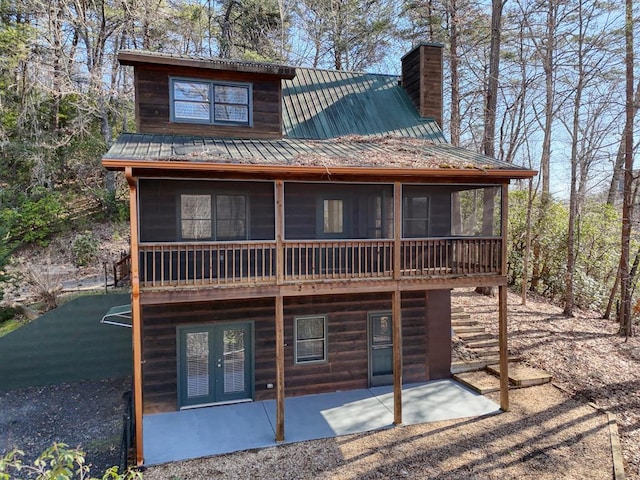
[134,64,283,138]
[140,290,450,414]
[138,179,275,242]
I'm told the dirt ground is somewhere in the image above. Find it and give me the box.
[145,288,637,480]
[0,377,131,473]
[144,384,613,480]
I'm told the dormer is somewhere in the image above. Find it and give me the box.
[119,51,296,138]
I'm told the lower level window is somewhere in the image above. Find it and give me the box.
[295,315,327,364]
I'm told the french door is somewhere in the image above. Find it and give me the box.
[368,312,393,387]
[178,322,253,408]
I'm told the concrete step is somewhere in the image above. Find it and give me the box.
[451,306,465,314]
[451,312,471,320]
[466,339,499,349]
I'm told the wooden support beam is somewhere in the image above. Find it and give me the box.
[498,284,509,411]
[499,184,509,411]
[125,167,144,466]
[501,183,509,276]
[275,295,285,441]
[275,180,285,285]
[392,288,403,425]
[393,183,402,280]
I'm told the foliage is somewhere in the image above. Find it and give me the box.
[0,188,66,246]
[23,264,64,312]
[98,190,129,223]
[71,232,99,267]
[0,443,141,480]
[0,306,16,323]
[508,190,625,311]
[0,314,23,338]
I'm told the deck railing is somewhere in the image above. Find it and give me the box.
[138,237,502,288]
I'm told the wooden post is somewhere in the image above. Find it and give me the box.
[393,182,402,280]
[499,184,509,411]
[498,286,509,411]
[501,184,508,276]
[392,288,403,425]
[125,167,144,466]
[275,295,285,441]
[275,180,284,285]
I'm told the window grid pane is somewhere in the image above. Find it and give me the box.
[172,79,250,125]
[296,316,326,363]
[181,194,212,239]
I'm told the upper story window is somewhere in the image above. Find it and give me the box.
[170,78,252,126]
[179,193,248,241]
[181,194,212,240]
[323,199,344,234]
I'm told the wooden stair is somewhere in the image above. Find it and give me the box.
[451,306,505,373]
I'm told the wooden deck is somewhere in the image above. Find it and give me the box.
[137,237,502,290]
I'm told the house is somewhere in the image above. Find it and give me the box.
[102,43,536,466]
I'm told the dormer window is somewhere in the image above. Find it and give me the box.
[170,78,252,126]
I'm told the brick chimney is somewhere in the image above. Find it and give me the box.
[401,43,443,128]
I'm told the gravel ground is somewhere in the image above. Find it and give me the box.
[144,384,614,480]
[0,377,132,474]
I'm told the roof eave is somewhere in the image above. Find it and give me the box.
[118,51,296,79]
[102,158,537,181]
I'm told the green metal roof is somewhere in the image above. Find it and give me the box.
[282,68,445,141]
[104,133,533,174]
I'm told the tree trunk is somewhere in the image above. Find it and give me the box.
[476,0,503,298]
[540,0,556,198]
[448,0,460,146]
[619,0,634,338]
[481,0,504,158]
[521,178,534,306]
[606,80,640,205]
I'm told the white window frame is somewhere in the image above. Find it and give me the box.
[170,77,253,126]
[294,315,328,364]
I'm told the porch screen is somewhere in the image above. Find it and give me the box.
[215,194,247,240]
[451,186,501,236]
[295,315,327,364]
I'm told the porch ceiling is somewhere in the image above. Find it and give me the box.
[142,380,499,466]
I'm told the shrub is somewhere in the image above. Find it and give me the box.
[0,443,141,480]
[72,232,99,267]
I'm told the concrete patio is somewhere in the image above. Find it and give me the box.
[143,379,500,465]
